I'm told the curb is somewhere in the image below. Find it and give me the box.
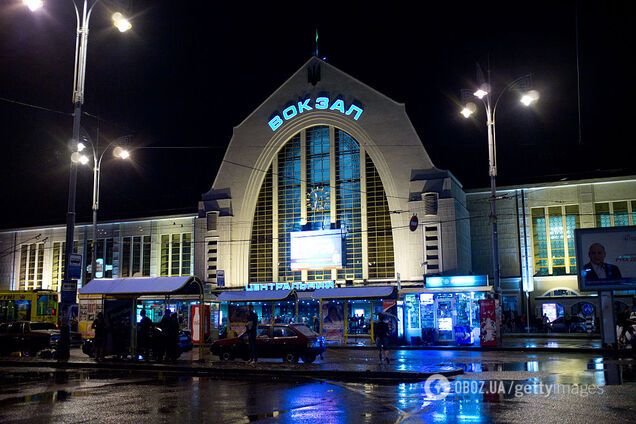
[0,360,464,383]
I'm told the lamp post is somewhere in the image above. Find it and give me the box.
[460,73,539,298]
[24,0,132,360]
[72,134,131,283]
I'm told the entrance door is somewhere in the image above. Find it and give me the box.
[435,294,456,343]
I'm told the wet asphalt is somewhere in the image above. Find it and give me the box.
[0,348,635,423]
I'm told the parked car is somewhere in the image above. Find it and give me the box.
[211,323,326,363]
[0,321,52,355]
[549,316,588,333]
[30,322,84,348]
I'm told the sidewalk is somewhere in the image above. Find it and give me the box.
[0,347,463,383]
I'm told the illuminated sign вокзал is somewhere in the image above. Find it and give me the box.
[268,96,364,132]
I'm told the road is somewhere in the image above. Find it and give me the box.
[0,349,634,423]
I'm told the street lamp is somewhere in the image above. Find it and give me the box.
[71,134,131,283]
[25,0,132,360]
[460,72,538,297]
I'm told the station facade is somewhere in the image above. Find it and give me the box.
[1,58,634,343]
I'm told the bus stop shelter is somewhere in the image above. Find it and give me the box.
[78,276,206,358]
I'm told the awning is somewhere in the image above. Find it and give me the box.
[217,290,295,302]
[297,286,395,300]
[79,276,202,296]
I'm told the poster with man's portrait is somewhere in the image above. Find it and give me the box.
[576,226,636,291]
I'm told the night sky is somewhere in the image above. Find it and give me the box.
[1,1,634,230]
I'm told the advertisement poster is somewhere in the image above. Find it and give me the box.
[381,300,399,343]
[576,226,636,290]
[479,299,498,346]
[191,305,210,344]
[78,299,103,338]
[322,301,344,342]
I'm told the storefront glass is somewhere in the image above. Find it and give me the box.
[297,299,320,332]
[403,291,487,345]
[274,300,296,323]
[347,299,372,335]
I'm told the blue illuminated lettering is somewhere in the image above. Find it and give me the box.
[345,104,364,120]
[315,97,329,110]
[268,96,365,132]
[297,99,313,113]
[329,99,345,114]
[282,105,298,120]
[245,281,336,291]
[268,116,283,131]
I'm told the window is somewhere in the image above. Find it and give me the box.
[160,233,192,276]
[248,126,394,283]
[85,238,114,282]
[207,238,220,283]
[19,243,44,290]
[121,236,151,277]
[423,225,441,274]
[273,327,295,338]
[531,205,580,276]
[595,200,636,227]
[366,153,394,279]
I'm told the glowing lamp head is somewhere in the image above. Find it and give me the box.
[77,142,86,152]
[473,89,488,99]
[23,0,43,12]
[113,146,130,159]
[520,90,540,106]
[71,152,89,165]
[460,102,477,118]
[112,12,132,32]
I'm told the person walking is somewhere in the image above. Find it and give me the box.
[246,305,259,364]
[542,314,550,333]
[374,314,391,365]
[91,312,107,361]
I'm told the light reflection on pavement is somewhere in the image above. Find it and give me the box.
[0,349,634,423]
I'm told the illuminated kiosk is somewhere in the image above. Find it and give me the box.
[400,276,492,345]
[197,57,472,344]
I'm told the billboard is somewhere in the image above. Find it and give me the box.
[575,226,636,291]
[290,229,343,270]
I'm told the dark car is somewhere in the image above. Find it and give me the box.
[211,323,326,363]
[549,316,588,333]
[0,321,52,355]
[34,322,83,348]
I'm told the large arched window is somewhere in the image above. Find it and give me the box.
[249,125,394,283]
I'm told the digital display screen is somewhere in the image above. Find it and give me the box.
[542,303,558,322]
[290,229,343,270]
